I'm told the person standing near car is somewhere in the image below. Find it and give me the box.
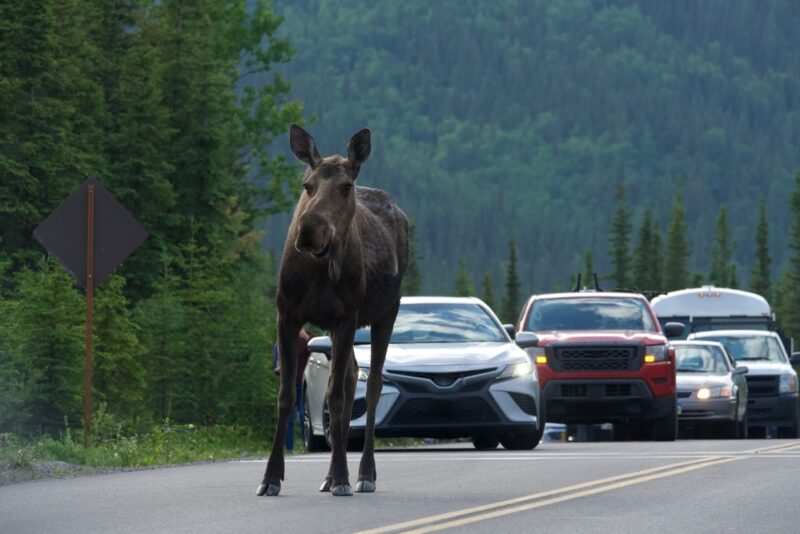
[273,326,312,451]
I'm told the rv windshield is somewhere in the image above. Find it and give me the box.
[697,335,787,363]
[526,297,657,332]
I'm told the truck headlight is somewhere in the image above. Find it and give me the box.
[644,345,668,363]
[357,368,369,381]
[696,386,731,400]
[497,361,534,381]
[779,373,798,394]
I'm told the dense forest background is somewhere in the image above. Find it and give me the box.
[264,0,800,295]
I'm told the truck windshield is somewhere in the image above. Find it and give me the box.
[526,297,657,332]
[696,335,787,363]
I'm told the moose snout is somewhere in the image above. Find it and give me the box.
[295,214,334,257]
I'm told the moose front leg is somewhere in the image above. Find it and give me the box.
[324,319,358,496]
[257,317,300,497]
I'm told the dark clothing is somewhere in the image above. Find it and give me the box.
[273,329,312,385]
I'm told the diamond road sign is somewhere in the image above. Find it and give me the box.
[33,178,148,289]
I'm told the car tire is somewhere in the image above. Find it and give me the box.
[500,427,541,450]
[303,391,327,452]
[653,397,678,441]
[778,420,799,439]
[471,433,499,450]
[736,404,749,439]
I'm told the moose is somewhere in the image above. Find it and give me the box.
[257,124,409,497]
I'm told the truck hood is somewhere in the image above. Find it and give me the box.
[732,360,795,376]
[531,331,667,346]
[354,342,525,371]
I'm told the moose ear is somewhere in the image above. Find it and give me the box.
[289,124,321,168]
[347,128,371,177]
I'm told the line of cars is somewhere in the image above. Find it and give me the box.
[301,287,800,450]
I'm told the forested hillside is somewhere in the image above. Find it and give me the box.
[266,0,800,294]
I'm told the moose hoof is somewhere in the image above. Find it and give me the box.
[331,485,353,497]
[319,479,332,492]
[257,483,280,496]
[356,480,376,493]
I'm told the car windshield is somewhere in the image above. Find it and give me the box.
[354,302,507,344]
[675,346,730,374]
[697,335,787,363]
[526,297,657,332]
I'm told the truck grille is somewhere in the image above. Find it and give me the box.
[554,346,637,371]
[746,375,779,397]
[389,398,499,425]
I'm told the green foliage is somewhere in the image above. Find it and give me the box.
[581,251,595,289]
[401,223,422,296]
[608,184,631,288]
[664,182,690,291]
[708,206,736,287]
[481,272,496,312]
[750,198,772,300]
[781,172,800,338]
[454,260,475,297]
[500,238,521,323]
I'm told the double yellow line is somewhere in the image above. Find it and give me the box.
[356,442,800,534]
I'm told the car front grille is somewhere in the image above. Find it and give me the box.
[389,397,500,426]
[389,368,494,387]
[509,392,537,415]
[553,346,637,371]
[746,375,779,397]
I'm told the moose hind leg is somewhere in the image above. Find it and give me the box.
[357,308,396,493]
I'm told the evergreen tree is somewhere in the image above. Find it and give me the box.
[633,209,654,290]
[582,251,594,289]
[401,223,422,296]
[709,205,736,287]
[651,225,664,290]
[781,172,800,338]
[500,238,521,323]
[454,260,475,296]
[664,181,690,291]
[608,184,632,288]
[750,198,772,300]
[481,272,496,311]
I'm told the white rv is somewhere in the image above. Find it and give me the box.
[650,286,773,338]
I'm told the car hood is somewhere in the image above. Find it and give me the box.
[531,331,667,346]
[677,374,731,390]
[353,342,525,371]
[731,360,794,376]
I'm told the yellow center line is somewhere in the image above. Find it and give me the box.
[354,456,718,534]
[356,441,799,534]
[399,456,742,534]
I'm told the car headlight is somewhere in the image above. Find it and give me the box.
[497,361,534,381]
[357,367,369,381]
[644,345,668,363]
[779,373,798,394]
[696,386,731,400]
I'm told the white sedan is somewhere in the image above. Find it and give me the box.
[302,296,544,451]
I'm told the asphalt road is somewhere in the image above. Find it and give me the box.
[2,439,800,534]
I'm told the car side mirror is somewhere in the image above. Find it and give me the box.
[732,366,748,376]
[503,324,516,340]
[308,336,332,360]
[791,352,800,365]
[663,322,685,338]
[515,331,539,349]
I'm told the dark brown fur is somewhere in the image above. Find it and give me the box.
[258,125,408,496]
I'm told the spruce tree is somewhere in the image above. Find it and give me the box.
[664,181,691,291]
[633,209,653,290]
[750,198,772,300]
[481,272,496,311]
[608,184,632,288]
[501,238,521,323]
[401,223,422,296]
[651,225,664,290]
[709,205,736,287]
[781,172,800,338]
[454,260,475,297]
[582,251,595,290]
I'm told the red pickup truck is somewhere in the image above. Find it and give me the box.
[515,291,685,441]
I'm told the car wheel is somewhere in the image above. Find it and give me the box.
[748,425,767,439]
[500,427,541,450]
[653,396,678,441]
[778,420,799,438]
[471,433,499,450]
[737,410,749,439]
[303,391,327,452]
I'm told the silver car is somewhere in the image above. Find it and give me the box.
[302,296,544,451]
[673,341,749,438]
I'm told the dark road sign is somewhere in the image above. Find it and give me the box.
[33,178,148,289]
